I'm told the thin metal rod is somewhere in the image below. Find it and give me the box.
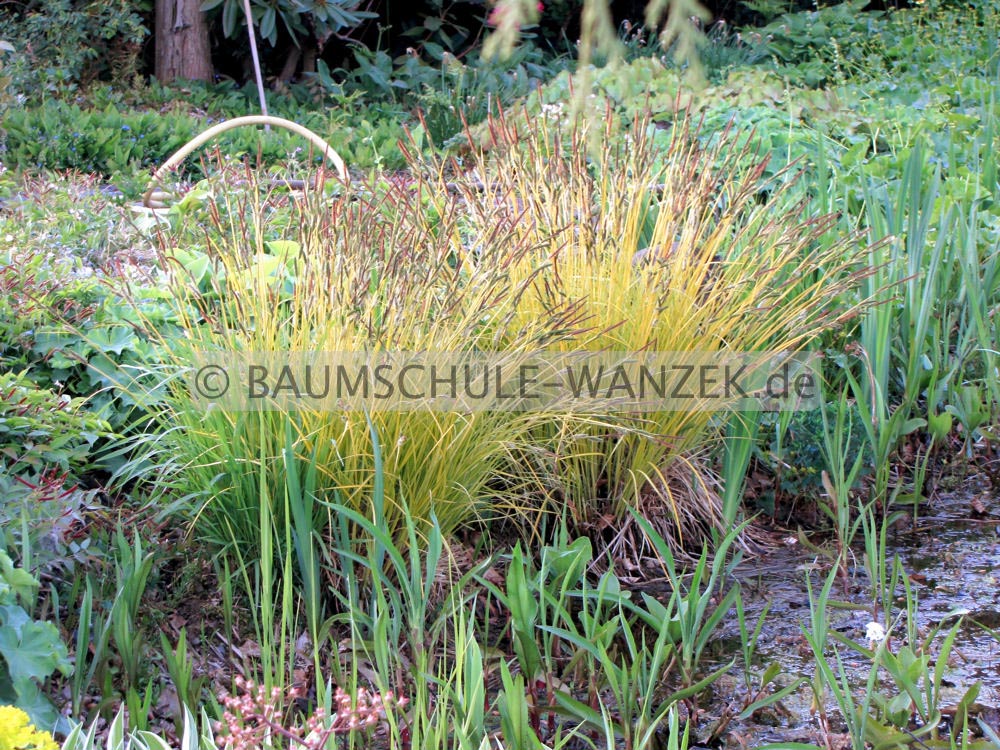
[242,0,270,129]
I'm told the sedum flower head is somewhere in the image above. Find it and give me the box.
[0,706,59,750]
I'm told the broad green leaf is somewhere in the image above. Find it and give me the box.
[0,617,72,681]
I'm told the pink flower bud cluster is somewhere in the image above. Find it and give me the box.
[327,685,408,733]
[215,676,408,750]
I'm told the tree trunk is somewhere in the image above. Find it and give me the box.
[155,0,213,83]
[277,45,302,84]
[302,41,317,75]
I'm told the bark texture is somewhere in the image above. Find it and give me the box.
[154,0,213,83]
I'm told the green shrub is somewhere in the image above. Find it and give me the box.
[0,40,13,114]
[0,102,328,178]
[0,249,106,387]
[0,97,415,175]
[0,248,163,426]
[0,0,147,102]
[333,44,569,145]
[0,372,113,478]
[754,400,873,514]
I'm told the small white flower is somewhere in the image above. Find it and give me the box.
[865,621,886,647]
[540,103,565,120]
[783,536,798,546]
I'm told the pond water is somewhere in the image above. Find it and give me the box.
[671,488,1000,747]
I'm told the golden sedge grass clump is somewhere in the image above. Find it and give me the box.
[446,108,872,552]
[128,107,871,572]
[134,161,582,569]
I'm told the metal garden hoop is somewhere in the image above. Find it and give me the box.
[141,115,348,210]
